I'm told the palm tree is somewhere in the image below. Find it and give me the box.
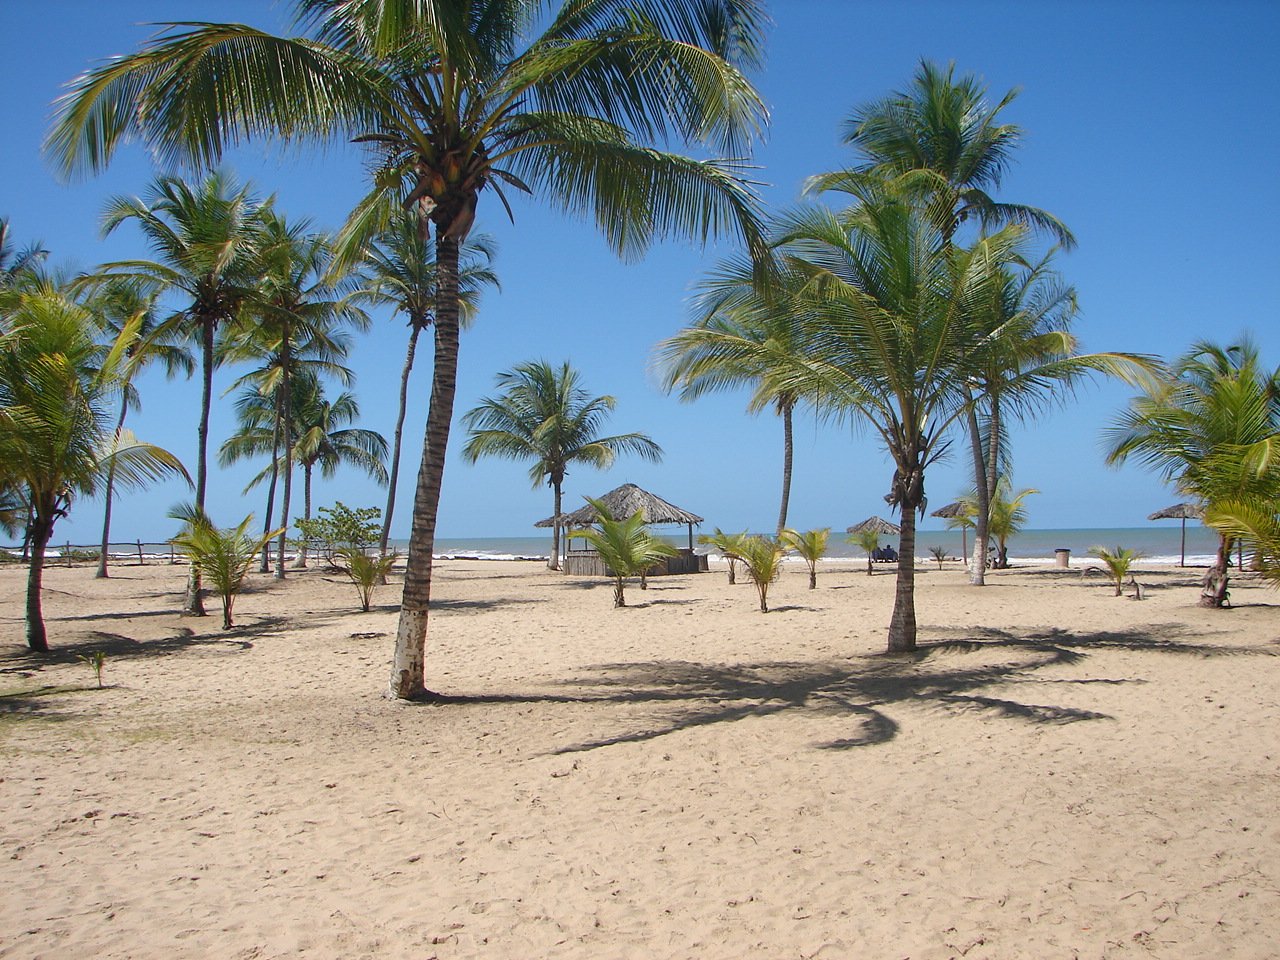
[802,64,1161,590]
[697,527,750,585]
[290,375,389,566]
[569,499,677,608]
[1089,545,1142,597]
[219,320,358,573]
[355,217,497,561]
[657,255,808,535]
[0,286,187,651]
[221,209,368,577]
[95,172,263,612]
[765,198,1022,652]
[780,527,828,589]
[48,0,769,699]
[736,534,784,612]
[960,476,1037,570]
[85,278,194,578]
[462,361,662,570]
[1106,339,1280,607]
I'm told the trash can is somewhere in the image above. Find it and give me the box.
[1054,548,1070,569]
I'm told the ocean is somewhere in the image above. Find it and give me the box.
[411,525,1223,567]
[30,525,1222,566]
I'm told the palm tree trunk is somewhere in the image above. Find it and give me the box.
[25,510,52,653]
[887,502,918,652]
[380,322,422,560]
[274,337,292,580]
[966,401,990,586]
[613,576,626,607]
[550,481,563,571]
[1200,533,1232,608]
[96,399,129,578]
[259,390,283,573]
[887,454,922,652]
[183,317,214,616]
[294,464,313,568]
[388,234,461,700]
[776,400,794,536]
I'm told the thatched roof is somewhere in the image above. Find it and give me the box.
[536,483,704,528]
[1148,502,1204,521]
[930,501,971,519]
[846,515,901,536]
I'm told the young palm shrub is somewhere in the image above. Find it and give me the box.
[781,527,830,589]
[697,527,751,585]
[1089,545,1142,597]
[336,548,398,612]
[850,528,881,576]
[170,506,282,629]
[569,498,677,609]
[737,535,785,612]
[929,546,947,570]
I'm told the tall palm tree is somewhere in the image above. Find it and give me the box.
[805,63,1140,588]
[462,360,662,570]
[221,209,368,577]
[0,286,187,651]
[1106,339,1280,607]
[48,0,768,699]
[290,374,389,566]
[355,215,497,561]
[84,278,194,577]
[766,199,1020,652]
[95,172,263,612]
[657,252,808,535]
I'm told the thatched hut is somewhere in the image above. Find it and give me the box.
[536,483,707,575]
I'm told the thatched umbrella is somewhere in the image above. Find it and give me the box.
[1147,501,1204,567]
[537,483,704,557]
[931,501,972,559]
[846,516,901,536]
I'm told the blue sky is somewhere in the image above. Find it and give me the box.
[3,1,1278,544]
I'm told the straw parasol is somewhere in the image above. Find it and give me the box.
[1147,501,1204,567]
[537,482,704,552]
[846,516,901,536]
[931,501,973,559]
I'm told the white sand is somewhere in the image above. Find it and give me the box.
[2,557,1278,959]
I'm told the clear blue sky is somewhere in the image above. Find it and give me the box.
[3,1,1278,544]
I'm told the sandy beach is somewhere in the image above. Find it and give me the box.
[2,557,1278,959]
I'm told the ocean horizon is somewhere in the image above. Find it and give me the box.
[23,525,1224,567]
